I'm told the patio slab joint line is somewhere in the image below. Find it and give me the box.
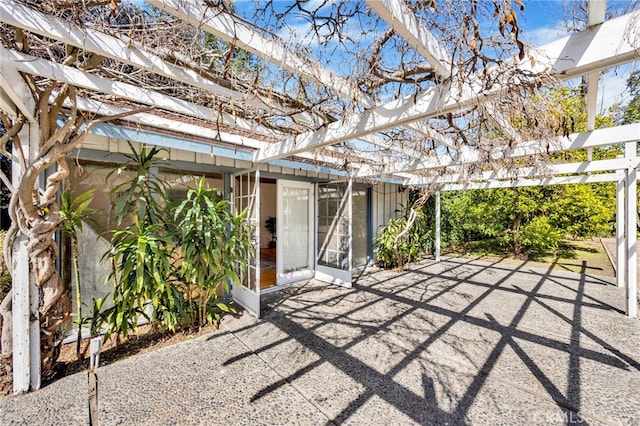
[229,324,337,425]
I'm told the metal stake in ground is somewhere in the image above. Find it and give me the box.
[88,337,102,425]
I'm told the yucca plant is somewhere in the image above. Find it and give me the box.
[60,187,96,361]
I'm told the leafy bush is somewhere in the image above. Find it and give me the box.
[375,202,432,269]
[100,143,180,339]
[173,177,254,328]
[95,143,254,340]
[519,216,561,256]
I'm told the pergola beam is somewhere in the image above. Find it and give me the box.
[0,0,278,112]
[407,157,640,186]
[255,11,640,163]
[68,96,267,149]
[357,123,640,177]
[4,47,278,137]
[442,172,619,191]
[365,0,451,76]
[587,0,607,27]
[405,122,458,149]
[585,72,599,132]
[0,48,36,123]
[147,0,374,109]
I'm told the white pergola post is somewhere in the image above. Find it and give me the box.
[435,191,441,262]
[624,142,638,318]
[616,172,626,288]
[11,122,41,393]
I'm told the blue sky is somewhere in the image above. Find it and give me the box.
[231,0,638,112]
[518,1,639,111]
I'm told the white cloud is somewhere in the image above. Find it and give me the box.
[523,25,565,47]
[598,64,639,111]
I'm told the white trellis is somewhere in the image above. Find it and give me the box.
[0,0,638,394]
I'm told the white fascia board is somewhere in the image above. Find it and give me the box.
[406,157,640,186]
[357,123,640,177]
[147,0,374,109]
[0,46,36,122]
[0,0,277,112]
[441,172,620,191]
[256,11,640,163]
[588,0,607,27]
[5,48,280,137]
[365,0,451,76]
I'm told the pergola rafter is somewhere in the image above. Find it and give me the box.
[356,124,640,177]
[0,0,277,113]
[147,0,375,109]
[2,46,278,137]
[255,10,639,164]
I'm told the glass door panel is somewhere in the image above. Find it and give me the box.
[352,185,370,268]
[230,169,261,317]
[315,180,352,287]
[277,180,314,284]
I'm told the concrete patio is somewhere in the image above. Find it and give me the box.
[1,257,639,425]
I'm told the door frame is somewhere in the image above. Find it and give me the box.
[276,179,315,285]
[314,179,353,288]
[230,168,261,317]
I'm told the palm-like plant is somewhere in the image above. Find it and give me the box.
[60,187,96,361]
[174,177,254,328]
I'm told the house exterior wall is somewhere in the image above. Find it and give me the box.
[64,130,408,328]
[371,182,407,236]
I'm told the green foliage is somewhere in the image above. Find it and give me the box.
[622,70,640,125]
[101,143,177,339]
[102,219,178,339]
[548,184,614,238]
[375,201,432,269]
[439,182,615,258]
[95,143,254,340]
[519,216,561,255]
[108,142,169,227]
[60,187,96,360]
[173,177,253,328]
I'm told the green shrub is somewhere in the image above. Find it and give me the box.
[95,143,254,340]
[519,216,561,256]
[375,202,432,269]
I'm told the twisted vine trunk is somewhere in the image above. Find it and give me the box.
[0,80,149,386]
[2,133,77,378]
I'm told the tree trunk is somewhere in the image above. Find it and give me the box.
[513,212,522,256]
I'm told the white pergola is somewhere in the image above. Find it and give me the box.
[0,0,639,392]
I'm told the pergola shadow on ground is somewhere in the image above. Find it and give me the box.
[228,257,639,424]
[1,258,638,425]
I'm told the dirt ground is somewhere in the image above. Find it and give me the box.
[0,322,220,396]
